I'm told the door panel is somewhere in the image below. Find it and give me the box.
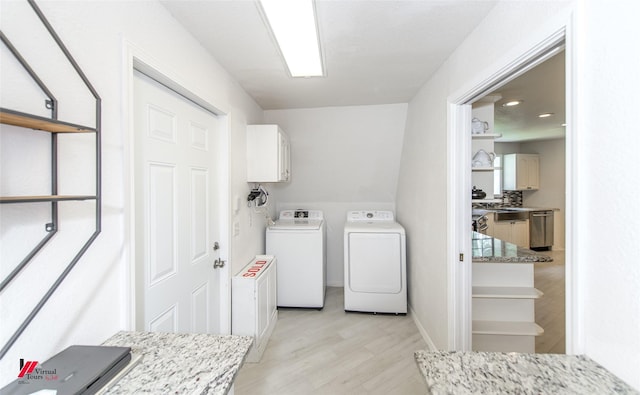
[147,163,177,285]
[134,71,221,334]
[149,305,177,332]
[348,233,402,294]
[190,167,209,262]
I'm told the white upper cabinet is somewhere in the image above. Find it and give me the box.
[247,124,291,183]
[503,154,539,190]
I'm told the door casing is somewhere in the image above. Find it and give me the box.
[122,41,232,334]
[447,12,579,354]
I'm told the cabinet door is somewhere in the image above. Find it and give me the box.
[515,155,529,190]
[512,220,530,247]
[492,221,512,243]
[526,155,539,190]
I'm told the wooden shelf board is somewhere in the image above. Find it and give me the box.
[472,320,544,336]
[472,133,502,139]
[0,195,97,203]
[0,108,95,133]
[472,286,543,299]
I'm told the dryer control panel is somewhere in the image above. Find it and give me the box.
[347,210,394,222]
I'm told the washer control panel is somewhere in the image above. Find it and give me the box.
[346,210,394,222]
[279,210,324,220]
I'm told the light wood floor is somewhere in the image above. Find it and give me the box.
[534,249,566,354]
[235,258,566,393]
[235,287,428,394]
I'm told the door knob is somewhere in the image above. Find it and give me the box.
[213,258,226,269]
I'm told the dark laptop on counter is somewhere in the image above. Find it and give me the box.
[0,345,132,395]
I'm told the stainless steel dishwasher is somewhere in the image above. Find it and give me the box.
[530,210,554,250]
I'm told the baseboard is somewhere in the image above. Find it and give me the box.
[409,304,437,351]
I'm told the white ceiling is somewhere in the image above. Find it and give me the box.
[490,50,566,142]
[160,0,497,110]
[160,0,564,142]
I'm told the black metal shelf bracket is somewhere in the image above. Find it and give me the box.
[0,0,102,360]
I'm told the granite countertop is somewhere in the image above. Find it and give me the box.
[101,331,253,394]
[472,232,553,263]
[414,350,638,394]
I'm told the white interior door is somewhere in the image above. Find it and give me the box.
[133,71,221,334]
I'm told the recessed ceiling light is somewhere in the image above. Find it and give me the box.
[259,0,324,78]
[538,112,554,118]
[502,100,522,107]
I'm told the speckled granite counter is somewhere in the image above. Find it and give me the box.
[414,351,638,394]
[472,232,553,263]
[101,331,252,394]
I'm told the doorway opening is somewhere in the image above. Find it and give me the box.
[471,49,566,353]
[448,27,575,354]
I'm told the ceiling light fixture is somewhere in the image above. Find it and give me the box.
[502,100,522,107]
[538,112,554,118]
[259,0,324,78]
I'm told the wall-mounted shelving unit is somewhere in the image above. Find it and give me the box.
[0,0,101,359]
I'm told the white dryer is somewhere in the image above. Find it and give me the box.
[343,210,407,314]
[266,210,326,308]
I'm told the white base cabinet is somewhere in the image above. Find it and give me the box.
[232,255,278,362]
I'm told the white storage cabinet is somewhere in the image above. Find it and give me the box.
[246,124,290,182]
[232,255,278,362]
[503,153,539,190]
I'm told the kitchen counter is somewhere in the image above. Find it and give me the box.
[414,350,638,394]
[472,232,552,263]
[101,331,253,394]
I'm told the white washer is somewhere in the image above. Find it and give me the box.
[266,210,326,308]
[344,210,407,314]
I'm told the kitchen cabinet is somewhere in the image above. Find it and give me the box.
[503,154,539,190]
[490,218,529,247]
[232,255,278,362]
[247,124,290,183]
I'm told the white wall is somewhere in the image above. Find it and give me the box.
[574,0,640,388]
[398,0,640,389]
[264,104,407,286]
[397,0,572,351]
[0,0,264,385]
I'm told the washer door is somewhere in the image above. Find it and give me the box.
[347,232,402,294]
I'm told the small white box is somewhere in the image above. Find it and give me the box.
[232,255,278,362]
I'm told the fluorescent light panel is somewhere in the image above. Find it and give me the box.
[259,0,324,77]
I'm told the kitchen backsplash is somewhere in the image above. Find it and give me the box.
[502,190,523,207]
[472,191,523,209]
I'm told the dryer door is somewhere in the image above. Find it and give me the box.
[347,232,402,293]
